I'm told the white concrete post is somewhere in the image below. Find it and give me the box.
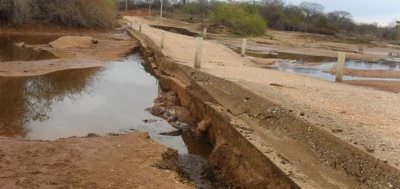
[161,32,165,49]
[241,39,247,57]
[194,37,203,69]
[139,24,142,32]
[203,28,207,38]
[158,0,163,26]
[336,52,346,82]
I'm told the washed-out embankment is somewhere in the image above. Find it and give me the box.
[125,26,400,189]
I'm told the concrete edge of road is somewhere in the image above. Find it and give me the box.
[124,23,400,189]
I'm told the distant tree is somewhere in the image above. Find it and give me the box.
[327,11,354,32]
[299,2,324,18]
[259,0,285,29]
[328,11,352,21]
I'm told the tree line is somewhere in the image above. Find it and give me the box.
[0,0,118,28]
[130,0,400,42]
[258,0,400,42]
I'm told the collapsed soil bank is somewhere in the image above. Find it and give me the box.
[127,25,400,188]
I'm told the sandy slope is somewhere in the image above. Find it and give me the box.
[0,132,193,189]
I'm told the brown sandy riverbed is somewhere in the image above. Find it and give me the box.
[0,26,138,77]
[0,132,193,188]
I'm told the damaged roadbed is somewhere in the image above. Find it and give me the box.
[126,23,400,189]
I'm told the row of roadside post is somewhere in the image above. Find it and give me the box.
[128,22,346,83]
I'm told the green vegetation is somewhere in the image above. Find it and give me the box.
[0,0,118,28]
[160,0,400,42]
[259,0,399,42]
[209,3,267,36]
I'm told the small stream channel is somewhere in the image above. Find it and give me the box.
[0,53,218,188]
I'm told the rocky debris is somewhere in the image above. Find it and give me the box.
[169,121,191,130]
[49,36,98,49]
[156,148,179,171]
[193,119,212,136]
[270,83,284,87]
[142,119,157,123]
[178,154,216,189]
[160,130,182,136]
[13,42,25,48]
[154,91,180,107]
[148,91,194,128]
[331,129,344,133]
[86,133,99,137]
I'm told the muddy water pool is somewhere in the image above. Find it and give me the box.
[244,50,400,81]
[0,34,57,62]
[0,53,212,156]
[266,60,400,81]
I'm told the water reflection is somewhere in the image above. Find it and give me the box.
[0,34,57,62]
[0,67,101,138]
[0,54,212,156]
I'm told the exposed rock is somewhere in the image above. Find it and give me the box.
[193,119,212,136]
[49,36,97,49]
[160,130,182,136]
[155,91,180,106]
[13,42,25,48]
[171,106,193,124]
[149,91,194,125]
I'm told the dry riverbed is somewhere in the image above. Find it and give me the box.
[0,26,200,188]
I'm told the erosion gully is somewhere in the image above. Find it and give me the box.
[0,44,219,188]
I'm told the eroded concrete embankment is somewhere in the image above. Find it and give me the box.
[126,28,400,189]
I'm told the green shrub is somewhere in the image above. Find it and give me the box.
[181,3,204,16]
[209,2,267,36]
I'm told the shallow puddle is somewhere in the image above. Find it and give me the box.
[0,53,212,156]
[0,34,57,62]
[265,61,400,81]
[243,50,400,81]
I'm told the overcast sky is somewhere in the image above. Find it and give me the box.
[284,0,400,26]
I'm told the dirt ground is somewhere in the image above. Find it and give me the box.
[0,25,138,77]
[0,132,194,189]
[345,80,400,93]
[329,68,400,79]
